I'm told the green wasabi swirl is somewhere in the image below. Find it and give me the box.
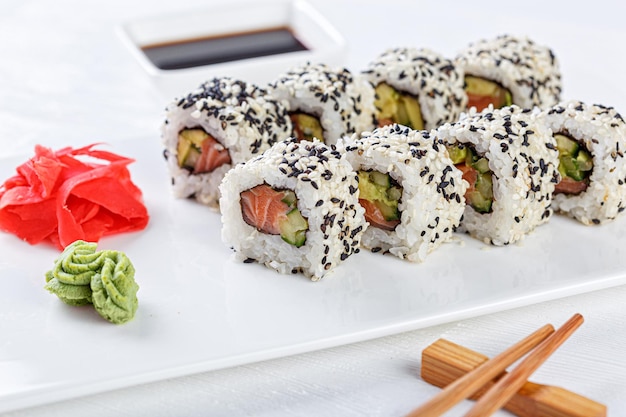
[44,240,106,306]
[44,240,140,324]
[91,251,139,324]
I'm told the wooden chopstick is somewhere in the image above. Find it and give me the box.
[421,338,606,417]
[464,313,584,417]
[405,323,555,417]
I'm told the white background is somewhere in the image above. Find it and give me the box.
[1,0,626,416]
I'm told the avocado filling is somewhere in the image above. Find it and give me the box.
[464,75,512,112]
[374,82,424,130]
[447,144,494,213]
[357,170,402,231]
[290,112,324,142]
[554,133,593,195]
[177,128,231,174]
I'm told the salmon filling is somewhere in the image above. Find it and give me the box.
[240,184,309,247]
[357,170,402,231]
[177,128,231,174]
[447,144,494,213]
[464,75,512,112]
[290,112,324,142]
[554,133,592,195]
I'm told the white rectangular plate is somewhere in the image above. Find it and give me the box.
[2,133,626,413]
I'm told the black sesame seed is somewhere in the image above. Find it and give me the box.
[350,226,363,238]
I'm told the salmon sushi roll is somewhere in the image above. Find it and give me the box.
[456,34,562,112]
[340,124,466,262]
[436,105,560,245]
[268,62,376,145]
[362,47,467,130]
[544,100,626,224]
[219,138,367,281]
[162,77,292,207]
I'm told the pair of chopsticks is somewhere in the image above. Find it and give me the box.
[407,313,585,417]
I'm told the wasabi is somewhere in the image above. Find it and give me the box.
[44,240,105,306]
[44,240,139,324]
[91,251,139,324]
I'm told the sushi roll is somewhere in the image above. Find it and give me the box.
[456,34,562,112]
[162,77,292,207]
[340,124,467,262]
[219,138,367,281]
[362,47,467,130]
[268,62,376,145]
[544,100,626,224]
[436,105,560,245]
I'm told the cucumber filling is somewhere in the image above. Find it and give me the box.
[447,144,494,213]
[176,128,231,174]
[464,75,512,111]
[374,82,424,130]
[278,190,308,247]
[357,170,402,231]
[554,133,593,195]
[290,112,324,142]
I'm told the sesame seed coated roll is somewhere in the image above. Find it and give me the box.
[362,47,467,130]
[268,62,376,145]
[436,105,560,245]
[219,138,367,281]
[162,77,292,207]
[456,34,562,111]
[340,124,467,262]
[544,100,626,225]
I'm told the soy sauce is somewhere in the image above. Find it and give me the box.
[141,26,308,70]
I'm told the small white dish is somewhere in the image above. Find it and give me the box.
[117,0,347,99]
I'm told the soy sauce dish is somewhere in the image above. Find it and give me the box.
[118,0,347,98]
